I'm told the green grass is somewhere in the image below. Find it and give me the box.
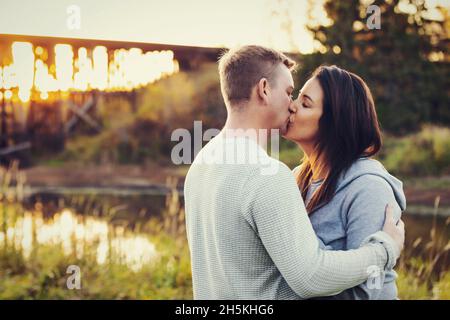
[397,265,450,300]
[0,195,193,299]
[0,236,192,299]
[0,164,192,299]
[379,125,450,177]
[0,214,448,300]
[0,162,449,300]
[1,210,448,299]
[403,176,450,191]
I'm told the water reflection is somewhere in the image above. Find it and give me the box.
[0,209,158,272]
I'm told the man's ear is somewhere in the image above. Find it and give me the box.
[257,78,270,105]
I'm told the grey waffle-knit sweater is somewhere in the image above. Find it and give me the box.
[184,132,400,299]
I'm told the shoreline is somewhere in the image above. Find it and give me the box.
[6,164,449,214]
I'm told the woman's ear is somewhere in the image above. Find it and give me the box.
[257,78,270,105]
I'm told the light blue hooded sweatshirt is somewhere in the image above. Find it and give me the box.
[294,157,406,300]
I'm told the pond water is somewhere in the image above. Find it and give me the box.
[5,188,448,272]
[24,189,449,240]
[0,208,158,272]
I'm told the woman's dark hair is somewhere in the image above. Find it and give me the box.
[296,65,382,213]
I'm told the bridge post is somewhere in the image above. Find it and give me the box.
[0,88,7,150]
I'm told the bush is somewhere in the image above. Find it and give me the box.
[53,63,226,165]
[380,126,450,177]
[278,139,303,170]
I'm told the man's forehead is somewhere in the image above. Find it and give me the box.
[273,63,294,87]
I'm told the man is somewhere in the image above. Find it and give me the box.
[184,45,404,299]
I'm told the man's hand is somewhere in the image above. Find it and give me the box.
[382,204,405,255]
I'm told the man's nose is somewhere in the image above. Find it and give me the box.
[289,102,297,114]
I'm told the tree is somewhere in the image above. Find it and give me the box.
[298,0,449,133]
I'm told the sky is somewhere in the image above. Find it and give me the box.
[0,0,448,53]
[0,0,324,53]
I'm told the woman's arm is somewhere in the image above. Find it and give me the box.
[333,174,402,300]
[244,162,402,299]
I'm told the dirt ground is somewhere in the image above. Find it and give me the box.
[22,163,189,188]
[21,164,450,207]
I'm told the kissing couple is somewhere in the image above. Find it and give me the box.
[184,45,406,300]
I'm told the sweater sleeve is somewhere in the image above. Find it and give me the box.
[242,162,400,299]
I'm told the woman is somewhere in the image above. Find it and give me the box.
[284,65,406,300]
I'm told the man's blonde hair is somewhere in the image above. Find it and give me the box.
[218,45,296,108]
